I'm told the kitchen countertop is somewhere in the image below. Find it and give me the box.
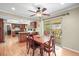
[18,32,27,33]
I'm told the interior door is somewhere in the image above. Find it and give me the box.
[0,18,4,43]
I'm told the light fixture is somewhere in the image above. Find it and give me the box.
[11,7,15,11]
[36,12,42,17]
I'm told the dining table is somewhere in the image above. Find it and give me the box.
[32,34,50,56]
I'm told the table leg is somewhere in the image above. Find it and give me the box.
[40,44,44,56]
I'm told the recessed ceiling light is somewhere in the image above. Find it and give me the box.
[11,7,15,11]
[34,3,39,6]
[60,3,65,5]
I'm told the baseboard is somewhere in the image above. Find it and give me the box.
[62,46,79,54]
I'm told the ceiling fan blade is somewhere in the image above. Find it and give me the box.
[28,10,36,13]
[30,14,36,17]
[42,8,47,12]
[43,14,50,16]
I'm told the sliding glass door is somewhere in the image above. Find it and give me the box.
[44,18,62,45]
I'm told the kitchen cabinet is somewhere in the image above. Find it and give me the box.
[19,32,27,42]
[0,18,4,43]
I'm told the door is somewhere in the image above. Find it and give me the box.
[0,18,4,43]
[44,18,62,45]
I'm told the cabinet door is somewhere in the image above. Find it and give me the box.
[19,33,26,42]
[0,18,4,43]
[20,24,25,32]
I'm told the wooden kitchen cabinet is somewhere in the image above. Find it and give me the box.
[20,24,26,32]
[11,24,16,37]
[19,32,27,42]
[0,18,4,43]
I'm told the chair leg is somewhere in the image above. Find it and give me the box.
[32,40,35,56]
[40,48,43,56]
[27,41,30,54]
[53,49,56,56]
[54,52,56,56]
[32,48,35,56]
[27,45,30,54]
[53,45,56,56]
[48,52,50,56]
[40,44,44,56]
[26,40,29,50]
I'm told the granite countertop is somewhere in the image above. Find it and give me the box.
[18,32,27,33]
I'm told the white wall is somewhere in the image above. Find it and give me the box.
[62,7,79,51]
[35,20,44,36]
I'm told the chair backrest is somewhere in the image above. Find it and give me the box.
[44,35,56,56]
[49,35,55,48]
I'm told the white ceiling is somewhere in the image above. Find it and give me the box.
[0,3,79,20]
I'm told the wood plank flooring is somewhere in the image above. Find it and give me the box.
[0,35,79,56]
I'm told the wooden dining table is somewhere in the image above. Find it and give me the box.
[33,35,44,43]
[32,35,50,56]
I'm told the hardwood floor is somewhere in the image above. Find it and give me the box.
[0,35,79,56]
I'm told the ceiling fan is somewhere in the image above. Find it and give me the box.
[28,7,50,17]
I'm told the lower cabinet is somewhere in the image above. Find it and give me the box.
[19,32,27,42]
[0,18,4,43]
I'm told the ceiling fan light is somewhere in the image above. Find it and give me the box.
[36,13,42,17]
[11,7,15,11]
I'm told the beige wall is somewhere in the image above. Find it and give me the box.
[62,7,79,51]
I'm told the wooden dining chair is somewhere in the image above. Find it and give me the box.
[43,35,56,56]
[27,32,41,56]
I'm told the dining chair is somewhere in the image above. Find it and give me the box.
[43,35,56,56]
[26,33,33,55]
[27,32,41,56]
